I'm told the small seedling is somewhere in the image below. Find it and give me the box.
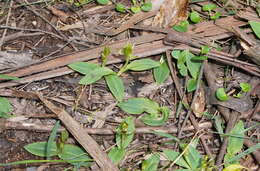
[108,117,135,164]
[202,3,221,20]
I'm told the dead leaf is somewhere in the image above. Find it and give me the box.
[191,86,206,118]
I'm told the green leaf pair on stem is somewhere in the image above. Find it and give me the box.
[68,44,161,102]
[20,122,92,169]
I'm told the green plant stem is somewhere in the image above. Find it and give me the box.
[117,58,130,76]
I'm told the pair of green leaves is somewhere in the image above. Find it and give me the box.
[202,3,221,20]
[171,50,204,92]
[24,121,91,168]
[24,142,92,167]
[108,116,135,164]
[118,98,170,126]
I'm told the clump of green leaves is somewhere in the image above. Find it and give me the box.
[171,49,206,92]
[118,98,170,126]
[108,116,135,164]
[202,3,221,20]
[68,44,161,102]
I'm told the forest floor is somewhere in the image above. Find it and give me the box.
[0,0,259,170]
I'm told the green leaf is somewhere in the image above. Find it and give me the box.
[118,98,160,114]
[239,82,251,93]
[126,59,160,71]
[249,21,260,39]
[210,11,221,20]
[226,143,260,164]
[162,149,190,169]
[202,3,217,12]
[0,112,12,118]
[116,3,126,13]
[141,153,160,171]
[190,11,201,23]
[79,67,114,85]
[227,121,245,155]
[181,143,201,170]
[24,142,57,157]
[105,74,124,102]
[256,3,260,17]
[201,45,210,54]
[171,50,181,59]
[58,144,92,167]
[0,97,12,114]
[46,121,60,159]
[141,107,169,126]
[108,147,126,165]
[141,2,152,12]
[173,20,189,32]
[178,64,188,76]
[96,0,109,5]
[131,6,141,13]
[185,51,201,79]
[153,57,170,84]
[0,74,21,80]
[187,78,197,92]
[216,88,229,101]
[68,62,99,75]
[223,164,247,171]
[191,56,208,61]
[116,116,135,149]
